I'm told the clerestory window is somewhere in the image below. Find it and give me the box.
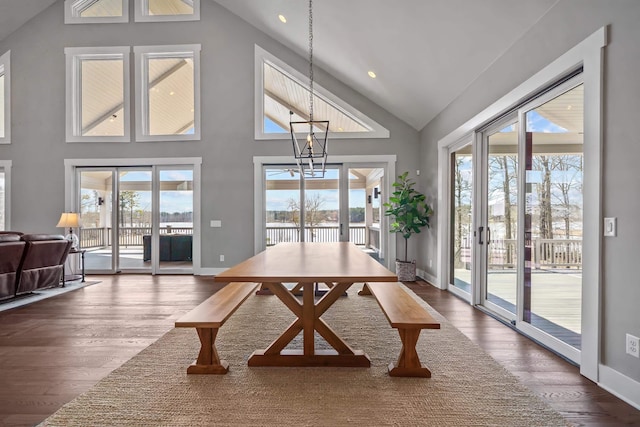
[134,44,201,141]
[65,0,129,24]
[134,0,200,22]
[255,45,389,140]
[65,46,131,142]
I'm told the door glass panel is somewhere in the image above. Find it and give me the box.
[349,168,384,262]
[450,145,473,292]
[265,167,302,247]
[79,170,114,272]
[486,123,519,315]
[304,169,340,242]
[157,169,193,271]
[118,169,151,271]
[524,84,583,349]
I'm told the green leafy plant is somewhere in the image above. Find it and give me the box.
[384,172,433,262]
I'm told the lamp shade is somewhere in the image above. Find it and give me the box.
[56,212,81,228]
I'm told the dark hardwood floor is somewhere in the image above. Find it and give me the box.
[0,275,637,426]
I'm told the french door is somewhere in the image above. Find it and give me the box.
[447,75,584,362]
[77,165,194,274]
[262,163,386,265]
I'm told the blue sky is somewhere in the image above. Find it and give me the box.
[118,170,193,214]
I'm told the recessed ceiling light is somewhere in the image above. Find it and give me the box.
[278,14,287,23]
[367,70,377,79]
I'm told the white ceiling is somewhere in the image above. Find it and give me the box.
[0,0,560,131]
[212,0,559,130]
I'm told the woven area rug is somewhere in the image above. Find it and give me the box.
[39,284,568,426]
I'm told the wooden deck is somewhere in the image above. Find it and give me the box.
[0,275,636,426]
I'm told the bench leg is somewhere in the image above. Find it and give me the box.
[186,327,229,375]
[358,283,371,295]
[388,328,432,378]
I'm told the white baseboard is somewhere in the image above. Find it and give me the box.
[196,268,226,276]
[416,268,439,287]
[599,364,640,410]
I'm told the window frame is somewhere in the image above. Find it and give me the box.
[65,46,132,143]
[134,44,201,142]
[0,51,11,145]
[64,0,130,24]
[254,45,390,141]
[134,0,200,23]
[0,160,11,231]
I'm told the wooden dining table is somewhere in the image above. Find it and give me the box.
[214,242,398,367]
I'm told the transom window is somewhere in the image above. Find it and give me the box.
[65,0,129,24]
[65,46,131,142]
[255,45,389,140]
[134,44,201,141]
[134,0,200,22]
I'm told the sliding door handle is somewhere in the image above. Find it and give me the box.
[478,226,484,245]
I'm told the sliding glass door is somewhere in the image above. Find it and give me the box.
[447,75,584,362]
[449,142,473,296]
[78,165,194,274]
[263,163,386,264]
[156,167,194,273]
[79,169,117,273]
[520,83,583,354]
[481,118,519,319]
[117,168,152,272]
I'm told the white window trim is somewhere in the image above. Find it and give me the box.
[134,0,200,22]
[134,44,201,142]
[253,155,396,263]
[65,46,132,143]
[0,160,11,230]
[63,157,202,273]
[64,0,129,24]
[254,45,390,140]
[436,26,606,383]
[0,51,11,145]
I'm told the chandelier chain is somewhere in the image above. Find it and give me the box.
[308,0,314,122]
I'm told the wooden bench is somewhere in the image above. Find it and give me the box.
[175,282,259,374]
[361,282,441,378]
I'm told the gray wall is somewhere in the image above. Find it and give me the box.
[419,0,640,384]
[0,0,419,267]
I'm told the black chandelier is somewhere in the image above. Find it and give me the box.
[290,0,328,178]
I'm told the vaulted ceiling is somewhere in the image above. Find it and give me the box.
[0,0,560,131]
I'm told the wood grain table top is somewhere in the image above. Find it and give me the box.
[214,242,397,283]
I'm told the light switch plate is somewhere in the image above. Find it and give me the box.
[604,217,616,237]
[210,220,222,228]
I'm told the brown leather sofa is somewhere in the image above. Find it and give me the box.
[0,233,72,300]
[0,234,26,301]
[16,234,72,296]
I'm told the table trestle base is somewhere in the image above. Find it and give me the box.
[248,349,371,367]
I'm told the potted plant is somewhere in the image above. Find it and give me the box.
[384,172,433,281]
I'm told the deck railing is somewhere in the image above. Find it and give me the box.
[265,225,366,246]
[81,226,579,268]
[462,238,582,269]
[80,227,192,248]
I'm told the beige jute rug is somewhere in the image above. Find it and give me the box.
[40,284,568,426]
